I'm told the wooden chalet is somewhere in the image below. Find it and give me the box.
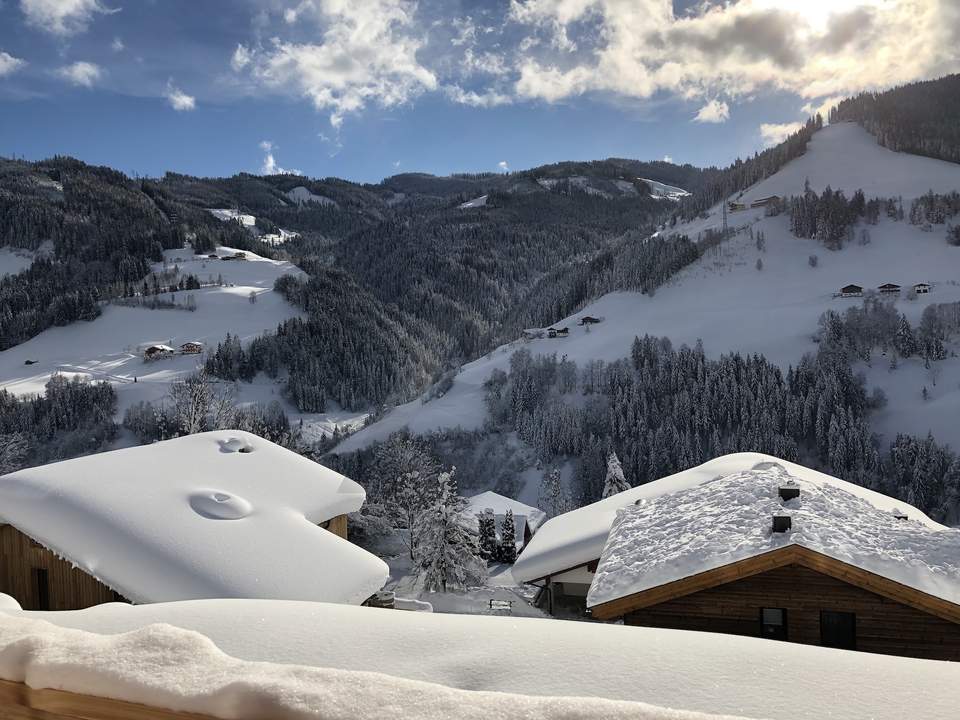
[180,341,204,354]
[728,201,747,212]
[555,327,569,337]
[749,195,781,209]
[585,471,960,662]
[579,316,602,326]
[143,344,175,360]
[547,327,558,338]
[839,284,863,297]
[914,282,931,294]
[878,283,901,294]
[0,431,383,612]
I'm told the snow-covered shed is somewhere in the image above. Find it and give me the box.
[512,454,938,617]
[586,462,960,661]
[464,491,546,550]
[0,431,388,610]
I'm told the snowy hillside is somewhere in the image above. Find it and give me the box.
[338,122,960,457]
[7,596,960,720]
[286,186,336,206]
[0,247,304,421]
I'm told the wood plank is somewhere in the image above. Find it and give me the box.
[0,680,214,720]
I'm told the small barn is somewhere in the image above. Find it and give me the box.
[579,316,602,326]
[914,283,931,294]
[750,195,781,208]
[555,327,569,337]
[143,344,175,360]
[586,464,960,662]
[464,491,547,551]
[547,328,557,338]
[728,201,747,212]
[180,341,204,354]
[878,283,901,294]
[0,431,388,611]
[840,284,863,297]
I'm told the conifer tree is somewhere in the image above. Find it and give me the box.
[477,508,498,562]
[497,509,517,564]
[602,451,630,498]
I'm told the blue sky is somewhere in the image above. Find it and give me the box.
[0,0,956,184]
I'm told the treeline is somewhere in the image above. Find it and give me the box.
[677,115,823,221]
[205,270,442,411]
[909,191,960,245]
[831,75,960,165]
[0,375,117,473]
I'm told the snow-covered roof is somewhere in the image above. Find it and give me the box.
[6,597,960,720]
[588,462,960,609]
[0,431,388,605]
[512,453,939,584]
[464,491,546,547]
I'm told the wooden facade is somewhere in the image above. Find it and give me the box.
[320,513,348,540]
[591,546,960,662]
[0,524,125,612]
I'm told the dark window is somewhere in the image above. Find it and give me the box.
[32,567,50,611]
[820,611,857,650]
[760,607,788,640]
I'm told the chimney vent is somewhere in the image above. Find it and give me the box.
[772,515,792,533]
[778,486,800,501]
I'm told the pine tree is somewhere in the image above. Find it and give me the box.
[416,469,488,592]
[602,451,630,498]
[497,509,517,564]
[539,467,569,518]
[477,508,497,562]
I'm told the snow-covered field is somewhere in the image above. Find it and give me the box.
[0,246,37,278]
[338,123,960,456]
[5,597,960,720]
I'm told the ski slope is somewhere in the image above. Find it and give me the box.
[338,123,960,455]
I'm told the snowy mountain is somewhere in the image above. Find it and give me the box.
[335,121,960,508]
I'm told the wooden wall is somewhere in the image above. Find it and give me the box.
[0,524,125,611]
[624,563,960,661]
[322,514,348,540]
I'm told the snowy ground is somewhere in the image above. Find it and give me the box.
[6,597,960,720]
[338,122,960,456]
[0,246,37,278]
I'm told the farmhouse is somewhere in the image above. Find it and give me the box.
[464,491,546,552]
[143,344,175,360]
[839,284,863,297]
[555,327,570,337]
[878,283,901,293]
[914,282,931,294]
[728,201,747,212]
[579,316,602,326]
[586,465,960,661]
[749,195,781,208]
[547,327,558,338]
[513,455,943,626]
[0,431,387,611]
[180,341,203,354]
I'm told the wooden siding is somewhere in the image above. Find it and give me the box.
[0,524,125,611]
[0,679,214,720]
[322,514,348,540]
[622,563,960,661]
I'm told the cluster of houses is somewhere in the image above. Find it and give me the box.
[523,316,604,342]
[143,340,204,360]
[4,435,960,664]
[839,282,931,298]
[728,195,781,212]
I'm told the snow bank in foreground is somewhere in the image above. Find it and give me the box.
[0,614,733,720]
[11,596,960,720]
[588,462,960,607]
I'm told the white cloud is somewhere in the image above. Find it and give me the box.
[801,95,846,121]
[507,0,960,107]
[0,51,26,77]
[233,0,437,128]
[760,121,805,147]
[55,61,102,87]
[693,99,729,123]
[231,44,251,72]
[165,81,195,111]
[498,160,509,171]
[259,140,301,175]
[111,36,124,52]
[20,0,117,37]
[445,85,512,107]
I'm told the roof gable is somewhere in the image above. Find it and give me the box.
[587,464,960,612]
